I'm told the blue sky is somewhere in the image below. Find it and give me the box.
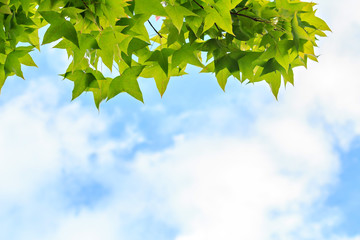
[1,0,360,239]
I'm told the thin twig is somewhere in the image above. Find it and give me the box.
[192,0,204,9]
[237,6,249,12]
[147,20,163,38]
[81,0,90,9]
[191,0,220,32]
[231,12,271,23]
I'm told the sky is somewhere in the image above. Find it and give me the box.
[1,0,360,239]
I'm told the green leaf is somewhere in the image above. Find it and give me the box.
[276,0,309,12]
[26,29,40,50]
[275,40,295,72]
[214,0,233,34]
[141,64,169,97]
[292,13,311,48]
[281,65,294,86]
[261,58,282,76]
[39,11,64,25]
[172,44,203,68]
[98,30,117,71]
[0,64,5,92]
[215,54,239,74]
[216,68,231,91]
[167,22,180,46]
[264,71,282,99]
[0,4,11,14]
[92,77,112,109]
[42,21,79,47]
[19,54,37,67]
[134,0,166,16]
[146,49,169,75]
[108,66,144,101]
[61,7,84,19]
[127,37,149,56]
[80,34,100,50]
[165,4,196,32]
[0,54,6,64]
[238,52,262,82]
[301,11,331,31]
[64,71,99,100]
[4,52,24,79]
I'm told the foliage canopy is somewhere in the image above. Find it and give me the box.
[0,0,330,108]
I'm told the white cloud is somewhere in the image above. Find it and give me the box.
[2,72,342,240]
[49,210,120,240]
[126,116,338,240]
[0,76,142,207]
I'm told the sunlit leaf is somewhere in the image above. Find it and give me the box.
[0,0,330,106]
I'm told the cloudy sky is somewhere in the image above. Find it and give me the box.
[1,0,360,239]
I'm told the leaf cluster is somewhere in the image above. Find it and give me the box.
[0,0,330,108]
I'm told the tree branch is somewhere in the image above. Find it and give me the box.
[147,20,163,38]
[192,0,204,9]
[237,6,249,12]
[230,12,271,24]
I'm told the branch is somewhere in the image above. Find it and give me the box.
[81,0,90,9]
[238,7,249,12]
[192,0,204,9]
[147,20,163,38]
[230,12,271,23]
